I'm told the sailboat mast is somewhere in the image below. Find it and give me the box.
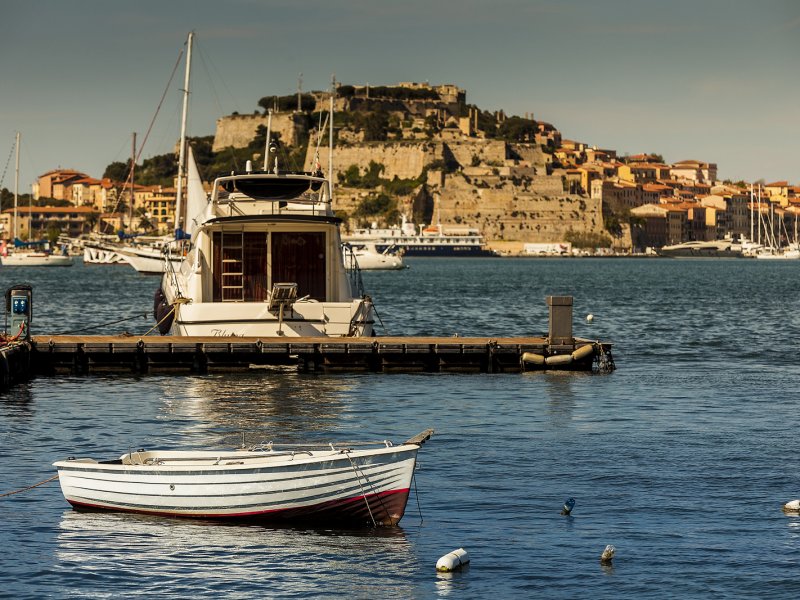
[13,131,19,241]
[175,31,193,237]
[329,75,335,202]
[757,185,762,245]
[129,132,136,229]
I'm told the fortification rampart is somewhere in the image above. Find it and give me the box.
[213,113,303,151]
[309,142,440,181]
[436,176,604,243]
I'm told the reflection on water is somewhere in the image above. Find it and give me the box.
[56,510,418,597]
[540,371,584,426]
[0,382,35,421]
[157,372,358,448]
[434,565,471,597]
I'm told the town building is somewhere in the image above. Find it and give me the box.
[0,205,100,240]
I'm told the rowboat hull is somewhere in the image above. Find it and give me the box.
[54,444,420,526]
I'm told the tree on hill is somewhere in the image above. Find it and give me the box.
[103,161,130,182]
[257,93,316,113]
[352,192,400,225]
[497,116,538,142]
[473,108,498,138]
[336,84,440,102]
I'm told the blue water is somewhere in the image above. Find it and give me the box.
[3,257,800,598]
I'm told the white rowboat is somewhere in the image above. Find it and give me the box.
[53,429,433,526]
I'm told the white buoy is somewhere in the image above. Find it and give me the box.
[436,548,470,572]
[783,499,800,512]
[600,544,615,564]
[587,314,594,322]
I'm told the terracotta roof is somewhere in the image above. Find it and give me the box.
[72,177,104,185]
[642,183,671,192]
[38,169,88,178]
[2,205,99,215]
[765,181,788,187]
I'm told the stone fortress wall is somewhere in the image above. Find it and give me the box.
[211,85,609,247]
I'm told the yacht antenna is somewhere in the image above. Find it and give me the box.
[175,31,193,239]
[297,72,303,112]
[313,112,329,169]
[263,109,272,171]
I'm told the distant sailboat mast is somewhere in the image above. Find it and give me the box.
[129,131,136,229]
[13,131,19,241]
[749,184,754,244]
[174,31,193,238]
[329,74,335,202]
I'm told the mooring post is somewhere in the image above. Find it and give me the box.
[546,296,573,345]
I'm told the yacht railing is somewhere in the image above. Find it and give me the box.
[341,243,365,298]
[163,240,186,297]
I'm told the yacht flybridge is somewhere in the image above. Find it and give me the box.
[155,168,375,337]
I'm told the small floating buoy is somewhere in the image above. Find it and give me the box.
[600,545,615,564]
[561,497,575,516]
[587,314,594,322]
[436,548,470,572]
[783,499,800,512]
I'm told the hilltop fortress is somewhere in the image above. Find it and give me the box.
[211,81,779,253]
[212,82,602,252]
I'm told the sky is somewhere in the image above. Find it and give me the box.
[2,0,799,193]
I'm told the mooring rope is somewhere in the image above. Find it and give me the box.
[141,297,190,337]
[54,312,149,335]
[142,306,175,337]
[0,474,59,498]
[344,451,378,527]
[412,468,424,525]
[372,303,389,335]
[0,322,26,347]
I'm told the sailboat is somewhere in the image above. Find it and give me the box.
[101,133,182,274]
[750,184,800,260]
[154,35,374,336]
[0,132,72,267]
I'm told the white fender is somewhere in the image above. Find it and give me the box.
[436,548,470,572]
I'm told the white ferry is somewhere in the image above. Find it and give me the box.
[344,215,496,257]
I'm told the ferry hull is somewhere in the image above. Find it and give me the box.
[373,244,496,257]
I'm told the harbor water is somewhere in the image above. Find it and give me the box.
[3,257,800,598]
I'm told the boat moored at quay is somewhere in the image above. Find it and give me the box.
[156,166,375,337]
[657,239,744,258]
[343,215,496,257]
